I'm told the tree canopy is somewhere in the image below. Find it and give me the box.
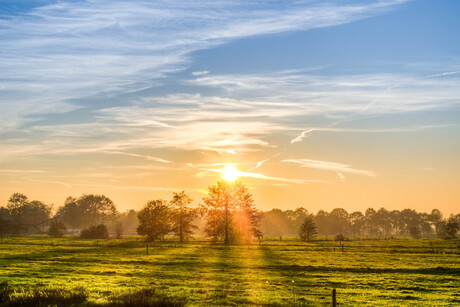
[57,194,117,229]
[202,180,261,244]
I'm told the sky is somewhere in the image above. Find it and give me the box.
[1,0,459,215]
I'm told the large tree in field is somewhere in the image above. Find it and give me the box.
[170,191,197,243]
[6,193,51,232]
[299,216,317,242]
[57,194,117,228]
[137,199,171,242]
[202,180,261,244]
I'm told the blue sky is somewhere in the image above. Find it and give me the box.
[1,0,459,213]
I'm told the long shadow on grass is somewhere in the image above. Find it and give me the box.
[197,245,251,306]
[259,244,323,306]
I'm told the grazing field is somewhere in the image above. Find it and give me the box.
[0,236,459,306]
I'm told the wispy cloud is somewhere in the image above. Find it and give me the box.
[247,154,280,172]
[192,71,210,76]
[427,71,460,78]
[0,0,409,131]
[101,151,173,164]
[282,159,376,178]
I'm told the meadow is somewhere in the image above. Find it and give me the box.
[0,236,459,306]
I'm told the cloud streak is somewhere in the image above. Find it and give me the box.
[282,159,376,178]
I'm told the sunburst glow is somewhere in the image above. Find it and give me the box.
[221,166,239,182]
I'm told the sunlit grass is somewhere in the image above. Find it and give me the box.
[0,235,459,306]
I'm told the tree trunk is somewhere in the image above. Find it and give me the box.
[179,214,183,244]
[224,199,229,246]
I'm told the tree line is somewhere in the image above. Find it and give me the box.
[1,181,459,242]
[261,207,460,240]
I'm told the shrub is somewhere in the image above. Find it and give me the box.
[48,220,66,238]
[108,288,186,307]
[80,224,109,239]
[335,234,346,241]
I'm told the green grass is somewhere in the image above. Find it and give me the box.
[0,236,459,306]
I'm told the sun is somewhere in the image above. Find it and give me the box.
[221,165,239,182]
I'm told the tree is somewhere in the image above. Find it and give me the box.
[429,209,444,234]
[114,221,123,239]
[299,216,317,242]
[202,180,261,244]
[400,209,420,235]
[170,191,197,243]
[6,193,29,216]
[0,208,13,242]
[314,210,330,236]
[58,194,117,229]
[137,200,171,242]
[48,220,66,238]
[329,208,349,235]
[437,218,459,240]
[6,193,51,233]
[349,211,365,237]
[409,225,421,239]
[365,208,378,235]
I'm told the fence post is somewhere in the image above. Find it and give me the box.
[146,244,149,255]
[332,288,336,307]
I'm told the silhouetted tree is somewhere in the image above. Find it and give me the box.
[429,209,444,235]
[58,194,116,229]
[365,208,378,235]
[419,213,433,236]
[376,208,391,235]
[329,208,349,235]
[437,218,459,239]
[409,225,421,239]
[400,209,420,235]
[299,216,317,242]
[114,221,123,239]
[202,180,261,244]
[137,200,171,242]
[48,220,66,238]
[349,211,365,237]
[6,193,51,232]
[170,191,197,243]
[0,208,13,242]
[314,210,330,237]
[388,210,401,234]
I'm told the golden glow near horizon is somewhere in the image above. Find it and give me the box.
[221,165,240,182]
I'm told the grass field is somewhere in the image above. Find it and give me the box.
[0,236,459,306]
